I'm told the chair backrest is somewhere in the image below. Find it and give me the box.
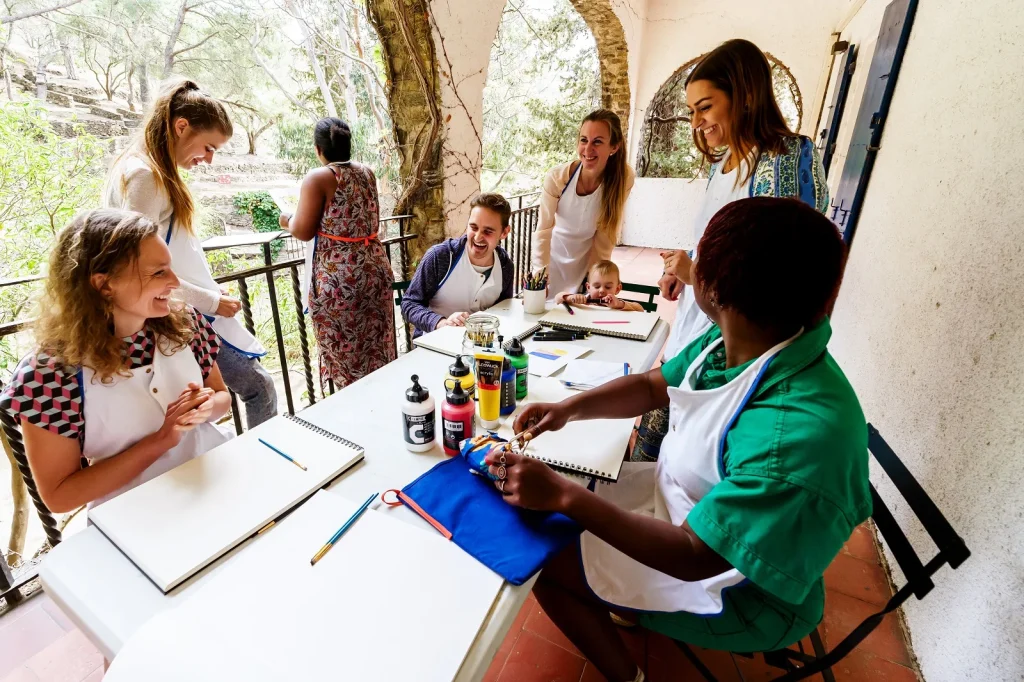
[392,280,411,306]
[391,281,412,354]
[620,282,659,312]
[772,423,970,681]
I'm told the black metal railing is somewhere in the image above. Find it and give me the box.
[502,203,541,294]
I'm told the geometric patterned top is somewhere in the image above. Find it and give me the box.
[0,308,220,444]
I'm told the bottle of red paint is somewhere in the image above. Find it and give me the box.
[441,380,475,456]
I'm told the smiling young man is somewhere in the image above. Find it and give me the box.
[401,193,515,337]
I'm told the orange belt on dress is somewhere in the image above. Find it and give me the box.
[319,232,379,246]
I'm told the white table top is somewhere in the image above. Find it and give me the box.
[40,300,668,680]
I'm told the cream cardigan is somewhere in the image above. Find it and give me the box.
[530,160,636,273]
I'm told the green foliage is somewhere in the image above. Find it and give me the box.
[0,101,106,302]
[233,190,284,260]
[482,0,601,197]
[276,118,320,178]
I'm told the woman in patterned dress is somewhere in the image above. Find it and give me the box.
[0,209,233,510]
[279,117,396,388]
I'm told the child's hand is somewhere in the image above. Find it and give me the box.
[561,293,587,305]
[604,295,626,310]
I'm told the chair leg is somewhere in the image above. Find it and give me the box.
[674,641,719,682]
[808,627,835,682]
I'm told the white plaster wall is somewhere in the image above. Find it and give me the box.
[828,0,1024,679]
[620,178,704,250]
[629,0,848,163]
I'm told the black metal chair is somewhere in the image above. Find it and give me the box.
[674,423,971,681]
[620,282,660,312]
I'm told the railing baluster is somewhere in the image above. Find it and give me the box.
[0,410,61,549]
[290,265,316,407]
[236,279,256,336]
[264,270,294,415]
[229,391,243,435]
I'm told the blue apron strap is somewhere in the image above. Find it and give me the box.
[164,213,175,245]
[561,162,581,196]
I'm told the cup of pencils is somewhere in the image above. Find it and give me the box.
[521,268,548,314]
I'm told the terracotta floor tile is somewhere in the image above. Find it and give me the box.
[0,667,42,682]
[0,602,64,679]
[646,653,701,682]
[619,629,650,668]
[483,630,520,682]
[25,629,103,682]
[524,600,583,655]
[822,591,911,666]
[842,524,880,565]
[731,652,780,681]
[580,662,609,682]
[513,594,535,634]
[498,630,587,682]
[830,649,918,682]
[824,553,892,607]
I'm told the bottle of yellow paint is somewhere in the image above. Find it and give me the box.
[474,346,504,430]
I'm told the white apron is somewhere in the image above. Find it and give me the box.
[84,340,233,508]
[580,332,797,614]
[428,244,504,318]
[547,166,602,300]
[164,218,267,358]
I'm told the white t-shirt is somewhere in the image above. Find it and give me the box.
[662,155,751,361]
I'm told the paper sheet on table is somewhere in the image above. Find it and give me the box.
[104,489,504,682]
[524,342,591,377]
[558,359,631,390]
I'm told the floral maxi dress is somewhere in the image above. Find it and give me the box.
[309,161,396,388]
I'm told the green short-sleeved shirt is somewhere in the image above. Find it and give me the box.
[639,319,872,652]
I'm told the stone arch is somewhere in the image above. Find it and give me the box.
[567,0,631,134]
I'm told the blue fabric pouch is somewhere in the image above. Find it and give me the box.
[393,455,585,585]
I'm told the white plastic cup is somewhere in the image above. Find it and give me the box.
[522,289,547,315]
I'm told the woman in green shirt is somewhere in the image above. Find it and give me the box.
[492,197,872,682]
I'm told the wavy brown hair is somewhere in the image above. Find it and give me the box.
[685,39,796,184]
[581,109,630,244]
[111,79,232,235]
[34,209,194,383]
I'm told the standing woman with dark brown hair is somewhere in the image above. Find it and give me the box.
[105,79,278,429]
[531,109,636,300]
[633,39,830,464]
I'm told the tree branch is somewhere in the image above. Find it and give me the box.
[171,30,219,58]
[1,0,84,24]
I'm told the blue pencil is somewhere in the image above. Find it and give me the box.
[258,438,307,471]
[311,492,379,565]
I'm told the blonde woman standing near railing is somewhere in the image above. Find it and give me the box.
[531,109,636,300]
[104,79,278,429]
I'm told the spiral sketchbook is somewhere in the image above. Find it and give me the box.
[538,306,659,341]
[88,413,364,593]
[496,377,633,483]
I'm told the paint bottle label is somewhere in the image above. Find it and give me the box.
[403,412,435,445]
[442,417,467,452]
[514,366,528,399]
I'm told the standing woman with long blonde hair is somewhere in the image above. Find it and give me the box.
[531,109,635,300]
[105,80,278,428]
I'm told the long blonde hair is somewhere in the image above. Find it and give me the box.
[580,109,630,244]
[34,209,194,383]
[112,79,232,235]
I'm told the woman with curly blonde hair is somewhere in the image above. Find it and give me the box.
[0,209,233,510]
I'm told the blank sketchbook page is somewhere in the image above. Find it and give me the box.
[104,490,504,682]
[538,306,659,341]
[88,415,363,592]
[497,378,633,482]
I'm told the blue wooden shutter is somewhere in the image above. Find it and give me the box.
[817,43,858,176]
[829,0,919,244]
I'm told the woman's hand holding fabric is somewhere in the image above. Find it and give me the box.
[485,449,569,512]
